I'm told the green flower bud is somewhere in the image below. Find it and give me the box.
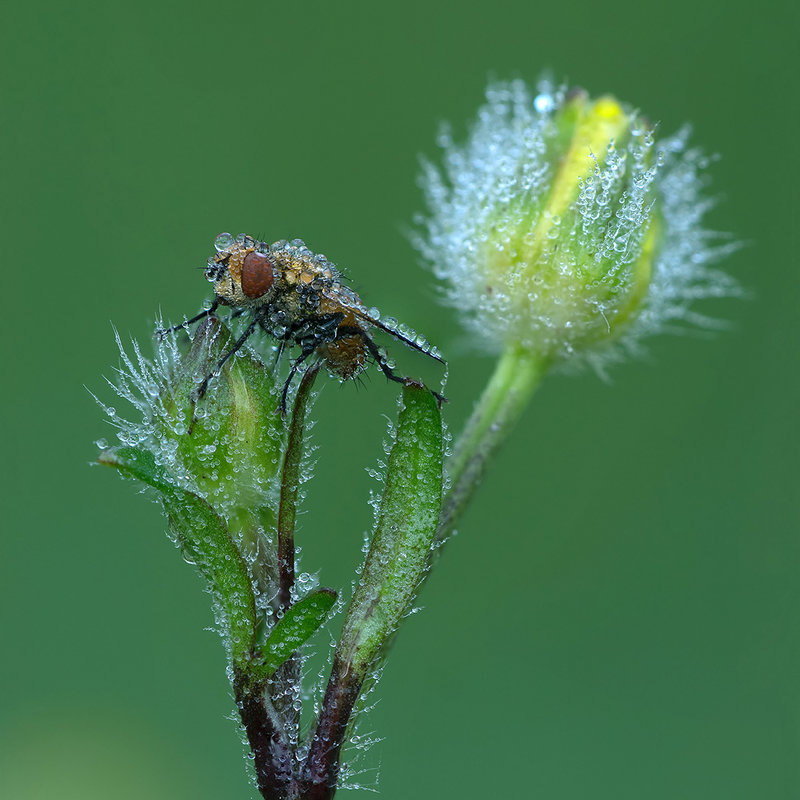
[417,79,738,368]
[160,317,283,518]
[98,317,284,604]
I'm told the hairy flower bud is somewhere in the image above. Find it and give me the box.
[416,79,738,368]
[163,317,283,515]
[105,317,282,513]
[98,317,285,604]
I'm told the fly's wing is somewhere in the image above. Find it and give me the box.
[317,281,445,364]
[349,306,445,364]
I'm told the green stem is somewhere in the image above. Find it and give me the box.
[272,362,320,762]
[437,345,548,544]
[278,363,320,613]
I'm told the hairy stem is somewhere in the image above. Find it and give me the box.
[271,363,321,765]
[299,657,363,800]
[437,345,548,543]
[235,677,296,800]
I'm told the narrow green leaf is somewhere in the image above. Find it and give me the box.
[98,446,258,668]
[252,588,338,681]
[337,384,443,676]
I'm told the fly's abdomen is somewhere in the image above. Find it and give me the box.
[319,313,368,379]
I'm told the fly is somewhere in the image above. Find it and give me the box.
[159,233,446,412]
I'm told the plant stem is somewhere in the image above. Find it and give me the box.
[299,656,363,800]
[437,344,548,544]
[278,364,320,613]
[235,679,296,800]
[271,363,321,770]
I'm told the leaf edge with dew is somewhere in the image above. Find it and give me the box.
[98,445,258,671]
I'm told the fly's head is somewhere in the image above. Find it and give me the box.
[206,232,276,308]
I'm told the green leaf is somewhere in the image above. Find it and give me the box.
[98,446,258,669]
[337,383,443,676]
[252,588,338,681]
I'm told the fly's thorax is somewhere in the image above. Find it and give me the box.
[269,239,370,320]
[268,239,340,293]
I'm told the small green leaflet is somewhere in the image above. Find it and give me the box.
[252,588,338,681]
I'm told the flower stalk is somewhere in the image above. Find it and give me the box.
[438,345,548,543]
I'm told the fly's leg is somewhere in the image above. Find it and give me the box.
[196,317,260,400]
[275,313,345,414]
[285,313,344,342]
[157,300,220,337]
[337,326,447,407]
[279,344,317,415]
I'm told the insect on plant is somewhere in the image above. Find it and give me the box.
[159,232,446,411]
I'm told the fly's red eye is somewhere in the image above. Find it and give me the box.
[241,251,274,298]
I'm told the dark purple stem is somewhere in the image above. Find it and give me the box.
[237,365,322,799]
[235,679,296,800]
[300,657,365,800]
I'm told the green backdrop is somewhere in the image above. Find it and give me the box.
[1,1,796,798]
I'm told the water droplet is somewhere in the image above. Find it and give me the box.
[214,232,234,252]
[534,93,555,113]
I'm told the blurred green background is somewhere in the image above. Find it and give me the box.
[1,1,797,798]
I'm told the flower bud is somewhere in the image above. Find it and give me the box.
[99,317,285,599]
[160,316,283,517]
[417,80,738,367]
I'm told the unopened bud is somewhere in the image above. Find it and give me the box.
[98,317,285,598]
[417,79,738,367]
